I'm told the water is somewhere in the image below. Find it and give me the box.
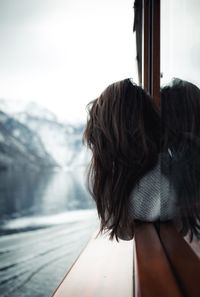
[0,168,98,297]
[0,168,94,223]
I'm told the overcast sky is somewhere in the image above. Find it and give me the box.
[0,0,137,123]
[161,0,200,87]
[1,0,199,124]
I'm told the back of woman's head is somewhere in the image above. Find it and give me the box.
[161,78,200,240]
[161,78,200,151]
[83,78,160,240]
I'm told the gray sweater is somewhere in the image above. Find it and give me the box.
[128,158,177,222]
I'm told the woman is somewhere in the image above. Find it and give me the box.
[84,78,200,241]
[161,78,200,240]
[83,78,164,240]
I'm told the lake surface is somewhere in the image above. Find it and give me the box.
[0,168,98,297]
[0,168,94,225]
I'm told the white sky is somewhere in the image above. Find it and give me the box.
[0,0,138,124]
[161,0,200,87]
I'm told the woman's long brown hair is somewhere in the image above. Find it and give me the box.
[161,78,200,240]
[83,79,160,240]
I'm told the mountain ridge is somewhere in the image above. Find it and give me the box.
[0,99,89,170]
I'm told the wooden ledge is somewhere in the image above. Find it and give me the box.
[134,223,182,297]
[160,223,200,297]
[52,232,133,297]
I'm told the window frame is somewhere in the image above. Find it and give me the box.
[134,0,160,106]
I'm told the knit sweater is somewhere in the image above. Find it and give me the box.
[128,157,177,222]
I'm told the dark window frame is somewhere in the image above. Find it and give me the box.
[134,0,160,106]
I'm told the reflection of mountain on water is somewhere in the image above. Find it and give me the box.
[0,168,94,225]
[0,98,94,233]
[0,100,95,297]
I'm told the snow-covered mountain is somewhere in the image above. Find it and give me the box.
[0,111,56,170]
[0,99,90,169]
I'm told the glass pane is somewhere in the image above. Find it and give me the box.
[161,0,200,86]
[0,0,137,296]
[161,0,200,255]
